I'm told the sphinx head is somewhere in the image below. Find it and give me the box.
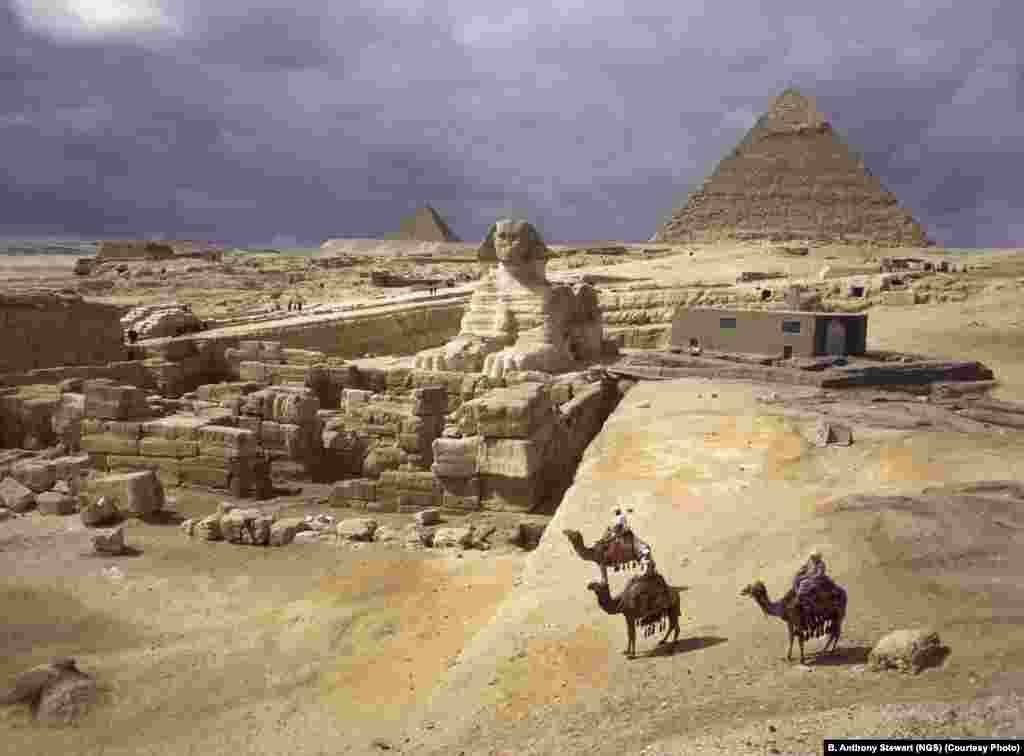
[479,219,547,267]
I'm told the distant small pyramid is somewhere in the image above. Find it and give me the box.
[653,88,933,247]
[389,205,461,242]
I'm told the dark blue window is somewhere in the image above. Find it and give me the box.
[720,317,737,329]
[782,320,801,334]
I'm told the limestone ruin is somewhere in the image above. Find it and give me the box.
[653,88,934,246]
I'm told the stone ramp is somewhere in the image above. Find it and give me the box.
[398,377,1024,756]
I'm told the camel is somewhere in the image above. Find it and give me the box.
[564,528,650,584]
[587,577,681,658]
[740,578,847,664]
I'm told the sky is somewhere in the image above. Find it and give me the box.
[0,0,1022,247]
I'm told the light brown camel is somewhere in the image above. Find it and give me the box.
[587,577,681,658]
[564,528,650,584]
[740,579,847,664]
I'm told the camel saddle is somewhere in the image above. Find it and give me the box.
[627,573,673,622]
[599,530,642,566]
[788,574,841,616]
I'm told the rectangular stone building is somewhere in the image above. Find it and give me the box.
[669,307,867,358]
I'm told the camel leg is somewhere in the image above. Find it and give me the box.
[786,627,794,661]
[625,618,636,658]
[798,634,806,664]
[600,564,609,585]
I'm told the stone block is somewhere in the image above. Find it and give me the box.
[414,508,441,526]
[439,476,481,511]
[221,508,274,545]
[236,416,262,436]
[385,368,412,392]
[476,436,549,478]
[336,517,377,541]
[431,436,480,478]
[36,491,77,516]
[103,421,145,439]
[81,495,118,527]
[52,455,90,484]
[195,381,264,403]
[237,361,270,383]
[139,437,200,458]
[380,469,438,493]
[141,415,210,440]
[197,425,257,452]
[83,382,149,420]
[411,386,447,416]
[329,478,376,506]
[459,382,554,439]
[10,459,57,492]
[80,433,141,457]
[92,526,126,555]
[0,476,36,512]
[82,470,164,517]
[269,516,309,546]
[362,444,402,478]
[195,514,222,541]
[433,526,475,549]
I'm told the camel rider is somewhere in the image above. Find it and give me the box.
[792,549,827,601]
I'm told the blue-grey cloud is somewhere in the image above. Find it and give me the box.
[0,0,1021,247]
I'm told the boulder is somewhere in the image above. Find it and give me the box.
[220,508,274,545]
[337,518,377,542]
[292,531,325,545]
[123,470,165,516]
[36,491,78,516]
[0,507,13,522]
[91,526,126,555]
[814,420,853,447]
[195,514,222,541]
[869,629,947,674]
[0,476,36,512]
[507,521,548,550]
[414,508,442,526]
[0,658,78,706]
[81,495,119,527]
[403,523,433,548]
[269,517,310,547]
[432,526,476,549]
[373,525,401,542]
[10,460,57,493]
[180,518,196,537]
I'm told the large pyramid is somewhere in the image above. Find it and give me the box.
[387,204,461,242]
[653,88,933,246]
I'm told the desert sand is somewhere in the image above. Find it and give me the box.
[2,243,1024,755]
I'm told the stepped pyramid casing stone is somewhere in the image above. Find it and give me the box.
[389,205,461,242]
[654,88,933,247]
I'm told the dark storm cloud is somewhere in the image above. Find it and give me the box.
[1,0,1022,246]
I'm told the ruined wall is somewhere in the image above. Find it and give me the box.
[0,292,127,373]
[97,240,175,260]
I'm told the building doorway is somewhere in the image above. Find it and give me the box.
[783,345,793,359]
[826,319,847,356]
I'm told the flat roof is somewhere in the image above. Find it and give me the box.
[674,306,866,318]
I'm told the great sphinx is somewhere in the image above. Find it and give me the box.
[413,219,604,378]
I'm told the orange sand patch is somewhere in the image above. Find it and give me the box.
[589,430,661,481]
[878,445,945,482]
[703,416,805,479]
[318,556,518,724]
[494,623,611,721]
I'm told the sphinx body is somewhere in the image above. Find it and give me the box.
[413,219,603,378]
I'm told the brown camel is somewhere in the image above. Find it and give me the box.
[740,579,847,664]
[564,528,651,584]
[587,577,681,658]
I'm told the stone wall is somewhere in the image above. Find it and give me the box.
[97,240,175,260]
[0,292,127,373]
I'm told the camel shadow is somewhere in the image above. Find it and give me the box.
[81,545,144,558]
[643,635,728,658]
[803,644,871,666]
[139,510,187,526]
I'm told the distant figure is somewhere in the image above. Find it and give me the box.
[127,329,139,344]
[297,297,304,311]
